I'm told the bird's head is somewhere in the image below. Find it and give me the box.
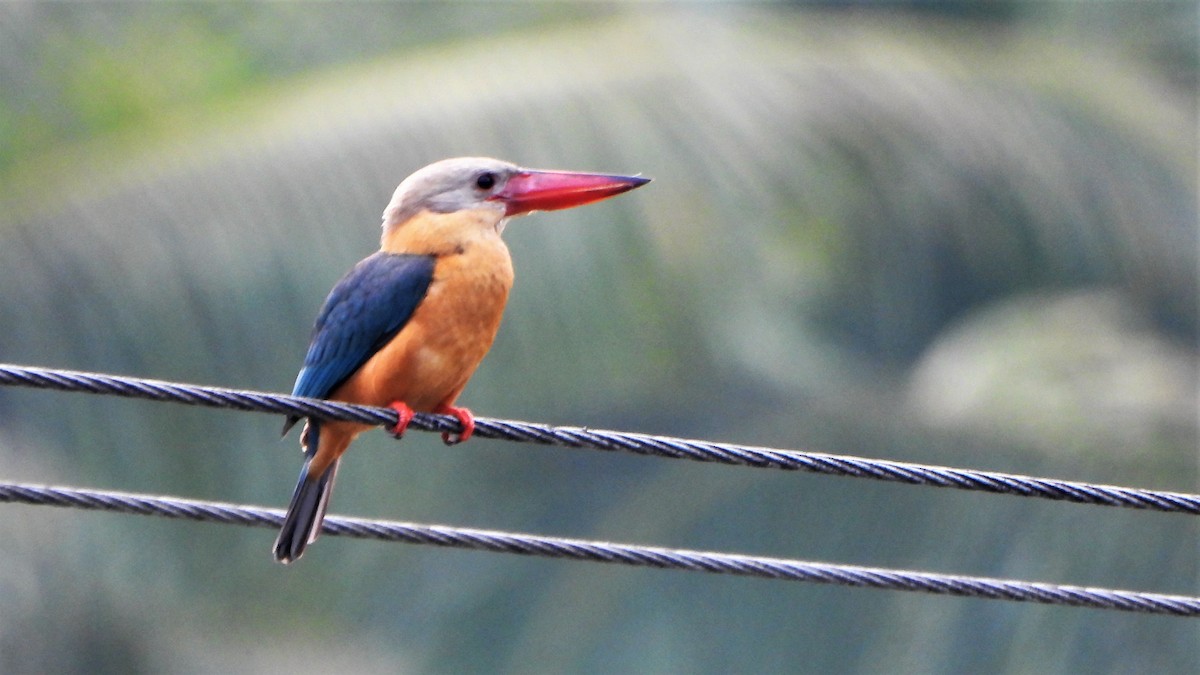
[381,157,649,238]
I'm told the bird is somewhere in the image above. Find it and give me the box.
[273,157,649,563]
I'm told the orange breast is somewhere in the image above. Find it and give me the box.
[334,232,514,412]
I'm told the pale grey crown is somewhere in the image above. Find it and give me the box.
[382,157,519,230]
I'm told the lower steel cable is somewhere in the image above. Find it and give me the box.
[1,481,1196,617]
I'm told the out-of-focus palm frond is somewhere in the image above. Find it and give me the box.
[0,8,1195,674]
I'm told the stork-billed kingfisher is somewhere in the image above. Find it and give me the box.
[274,157,649,563]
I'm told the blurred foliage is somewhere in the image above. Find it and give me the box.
[0,3,1197,674]
[0,2,592,190]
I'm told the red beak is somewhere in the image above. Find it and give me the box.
[493,169,650,216]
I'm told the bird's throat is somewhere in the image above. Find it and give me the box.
[381,207,504,256]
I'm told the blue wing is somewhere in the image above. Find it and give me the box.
[290,251,436,405]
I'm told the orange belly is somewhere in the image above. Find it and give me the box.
[332,239,514,414]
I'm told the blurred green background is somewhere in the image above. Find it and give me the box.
[1,2,1196,673]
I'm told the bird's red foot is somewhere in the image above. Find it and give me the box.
[387,401,415,439]
[435,405,475,445]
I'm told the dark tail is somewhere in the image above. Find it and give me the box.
[274,421,339,564]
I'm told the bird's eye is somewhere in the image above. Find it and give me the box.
[475,172,496,190]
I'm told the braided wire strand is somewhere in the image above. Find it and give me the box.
[1,481,1196,616]
[3,363,1198,514]
[1,363,1198,514]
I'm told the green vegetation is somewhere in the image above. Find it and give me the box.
[0,4,1195,673]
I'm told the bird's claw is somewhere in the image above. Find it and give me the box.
[387,401,415,438]
[436,405,475,445]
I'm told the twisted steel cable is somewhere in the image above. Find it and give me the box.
[1,363,1197,514]
[1,363,1198,515]
[2,480,1196,616]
